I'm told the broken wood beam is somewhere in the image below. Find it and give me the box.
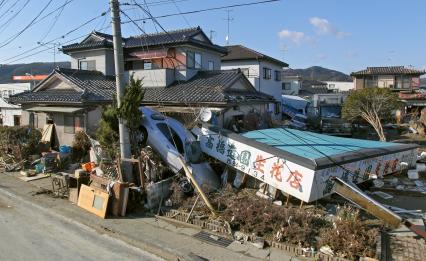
[177,156,216,217]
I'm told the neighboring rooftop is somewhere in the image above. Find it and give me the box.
[351,66,426,77]
[142,69,273,105]
[62,26,227,54]
[9,68,115,104]
[221,45,289,67]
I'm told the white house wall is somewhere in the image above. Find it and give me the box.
[0,83,31,126]
[221,60,283,120]
[70,49,115,75]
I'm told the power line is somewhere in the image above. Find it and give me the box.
[0,0,55,49]
[38,0,72,42]
[0,10,109,63]
[121,0,280,24]
[3,24,111,65]
[0,0,30,34]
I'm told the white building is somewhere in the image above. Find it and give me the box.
[282,75,302,95]
[221,45,289,120]
[0,83,30,126]
[324,81,354,92]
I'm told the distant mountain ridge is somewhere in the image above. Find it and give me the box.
[283,66,352,82]
[0,62,71,83]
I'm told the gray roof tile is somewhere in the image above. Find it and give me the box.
[9,68,116,104]
[351,66,425,76]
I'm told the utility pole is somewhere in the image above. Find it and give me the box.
[110,0,132,181]
[224,9,233,45]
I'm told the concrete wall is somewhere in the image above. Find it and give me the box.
[69,49,114,75]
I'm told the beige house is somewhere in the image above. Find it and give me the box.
[351,66,425,90]
[9,27,274,146]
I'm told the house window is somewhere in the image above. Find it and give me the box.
[282,82,291,90]
[79,60,96,70]
[29,113,38,128]
[274,102,281,115]
[195,53,202,69]
[274,70,281,81]
[64,115,85,134]
[208,61,214,71]
[263,67,272,79]
[186,51,202,69]
[143,60,152,70]
[13,115,21,126]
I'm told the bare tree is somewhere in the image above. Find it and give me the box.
[342,88,400,141]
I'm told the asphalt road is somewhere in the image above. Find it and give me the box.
[0,192,163,261]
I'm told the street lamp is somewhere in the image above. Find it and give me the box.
[37,41,61,68]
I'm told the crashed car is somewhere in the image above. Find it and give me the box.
[137,107,220,190]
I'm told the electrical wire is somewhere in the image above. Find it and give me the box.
[0,0,30,34]
[0,0,55,49]
[38,0,71,42]
[122,0,280,24]
[0,10,109,63]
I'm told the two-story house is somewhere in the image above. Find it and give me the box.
[10,27,273,145]
[220,45,289,120]
[351,66,425,90]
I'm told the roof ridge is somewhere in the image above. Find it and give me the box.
[127,26,200,39]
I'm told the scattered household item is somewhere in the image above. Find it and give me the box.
[319,245,334,256]
[407,169,419,180]
[81,162,95,172]
[18,173,50,182]
[416,163,426,172]
[59,145,71,154]
[373,179,384,188]
[371,191,394,200]
[51,172,70,197]
[77,184,109,218]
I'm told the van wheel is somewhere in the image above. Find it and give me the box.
[137,126,148,148]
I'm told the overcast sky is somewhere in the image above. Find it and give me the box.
[0,0,424,74]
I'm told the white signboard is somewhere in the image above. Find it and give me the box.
[197,127,315,202]
[196,127,418,202]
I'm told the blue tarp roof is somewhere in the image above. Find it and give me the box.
[242,128,397,161]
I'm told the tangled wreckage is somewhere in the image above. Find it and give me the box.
[3,107,426,260]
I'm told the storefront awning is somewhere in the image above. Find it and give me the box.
[27,107,84,113]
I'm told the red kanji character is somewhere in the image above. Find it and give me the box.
[254,155,266,174]
[270,160,283,182]
[286,170,303,190]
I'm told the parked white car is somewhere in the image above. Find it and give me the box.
[138,107,220,190]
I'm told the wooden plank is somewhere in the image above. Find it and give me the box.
[77,184,109,219]
[177,157,216,217]
[332,177,402,228]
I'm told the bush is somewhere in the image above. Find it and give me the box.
[71,131,91,162]
[0,126,41,159]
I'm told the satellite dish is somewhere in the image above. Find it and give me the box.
[199,108,212,122]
